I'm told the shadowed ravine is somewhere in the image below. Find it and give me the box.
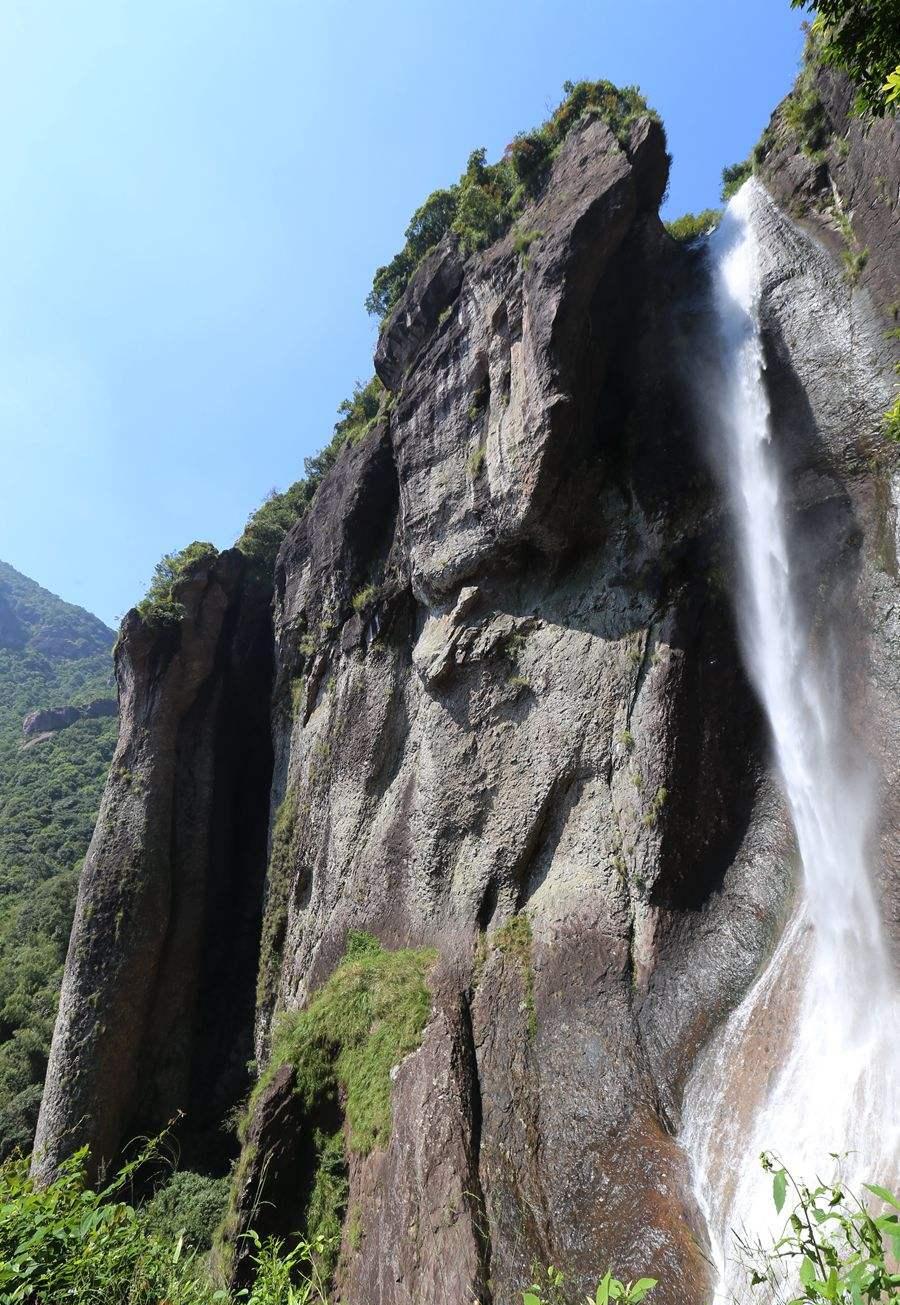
[681,181,900,1302]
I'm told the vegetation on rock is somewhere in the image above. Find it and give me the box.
[884,395,900,443]
[136,541,219,626]
[6,1139,894,1305]
[721,158,753,201]
[236,377,385,574]
[790,0,900,117]
[365,79,659,321]
[228,932,435,1285]
[253,930,435,1155]
[664,209,722,242]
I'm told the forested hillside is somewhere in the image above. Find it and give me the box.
[0,561,117,1155]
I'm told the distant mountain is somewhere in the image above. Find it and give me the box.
[0,560,118,1153]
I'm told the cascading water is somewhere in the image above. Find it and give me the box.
[681,180,900,1302]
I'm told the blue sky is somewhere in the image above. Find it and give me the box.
[0,0,805,627]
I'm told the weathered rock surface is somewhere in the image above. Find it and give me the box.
[34,90,899,1305]
[33,550,274,1180]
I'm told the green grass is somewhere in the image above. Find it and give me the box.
[492,914,537,1040]
[513,226,543,262]
[884,394,900,443]
[260,930,436,1155]
[228,933,436,1287]
[255,791,298,1015]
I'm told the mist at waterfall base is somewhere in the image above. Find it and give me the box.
[680,180,900,1302]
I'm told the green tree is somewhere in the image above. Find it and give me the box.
[790,0,900,116]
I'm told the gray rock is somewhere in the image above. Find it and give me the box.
[22,697,117,738]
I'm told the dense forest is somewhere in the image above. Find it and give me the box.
[0,561,117,1155]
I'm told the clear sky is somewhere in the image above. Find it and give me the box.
[0,0,805,628]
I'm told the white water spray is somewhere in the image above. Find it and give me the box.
[681,181,900,1302]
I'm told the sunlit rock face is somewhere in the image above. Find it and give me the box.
[34,73,898,1305]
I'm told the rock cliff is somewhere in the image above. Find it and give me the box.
[33,77,899,1305]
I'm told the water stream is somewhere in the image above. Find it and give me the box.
[681,181,900,1302]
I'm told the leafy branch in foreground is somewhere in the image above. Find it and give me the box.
[523,1265,657,1304]
[737,1152,900,1304]
[789,0,900,117]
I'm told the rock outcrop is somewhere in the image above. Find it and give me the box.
[22,697,118,739]
[33,550,274,1180]
[34,81,899,1305]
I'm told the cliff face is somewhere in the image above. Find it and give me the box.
[34,84,899,1305]
[33,551,273,1179]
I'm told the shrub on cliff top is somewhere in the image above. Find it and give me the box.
[365,79,659,321]
[136,540,219,627]
[721,158,752,201]
[664,208,722,242]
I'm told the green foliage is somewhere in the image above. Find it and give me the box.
[721,158,753,201]
[523,1266,657,1304]
[883,394,900,443]
[237,378,385,574]
[141,1170,229,1251]
[239,1229,333,1305]
[468,444,487,477]
[884,67,900,108]
[641,785,668,829]
[737,1154,900,1303]
[782,78,829,154]
[261,931,436,1155]
[366,79,658,320]
[842,245,869,285]
[829,201,869,287]
[351,585,378,613]
[0,1143,336,1304]
[513,227,543,263]
[136,541,219,627]
[0,1147,215,1304]
[492,914,537,1039]
[791,0,900,116]
[664,209,722,242]
[0,561,116,1157]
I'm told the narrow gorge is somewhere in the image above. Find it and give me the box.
[30,60,899,1305]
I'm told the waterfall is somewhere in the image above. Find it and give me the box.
[681,180,900,1302]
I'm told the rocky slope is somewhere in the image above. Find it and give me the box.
[33,76,899,1305]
